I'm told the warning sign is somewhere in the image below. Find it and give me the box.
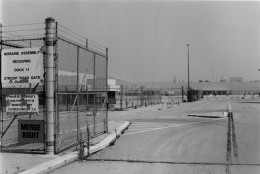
[6,94,39,113]
[1,47,43,84]
[18,120,44,144]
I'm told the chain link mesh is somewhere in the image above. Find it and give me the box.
[55,34,108,153]
[1,35,46,153]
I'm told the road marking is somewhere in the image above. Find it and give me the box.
[124,118,227,136]
[133,123,175,127]
[132,125,173,128]
[128,128,158,131]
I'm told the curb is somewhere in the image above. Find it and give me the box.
[188,112,228,118]
[20,121,130,174]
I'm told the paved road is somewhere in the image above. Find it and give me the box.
[51,99,260,174]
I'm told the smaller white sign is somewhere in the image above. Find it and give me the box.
[6,94,39,113]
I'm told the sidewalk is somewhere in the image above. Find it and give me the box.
[0,121,130,174]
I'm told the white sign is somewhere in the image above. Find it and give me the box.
[1,47,43,84]
[6,94,39,113]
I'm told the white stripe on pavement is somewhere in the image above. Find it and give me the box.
[124,118,227,136]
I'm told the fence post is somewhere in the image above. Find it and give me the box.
[86,39,89,111]
[182,86,184,102]
[106,48,108,132]
[76,46,79,148]
[132,86,134,108]
[140,86,143,106]
[0,23,2,148]
[93,53,96,134]
[120,85,123,110]
[125,85,128,110]
[45,17,56,154]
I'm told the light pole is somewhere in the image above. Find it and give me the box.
[187,44,190,102]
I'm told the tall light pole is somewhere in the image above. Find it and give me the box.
[187,44,190,102]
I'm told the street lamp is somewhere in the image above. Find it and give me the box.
[187,44,190,102]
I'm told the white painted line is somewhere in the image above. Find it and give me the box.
[128,128,166,131]
[124,118,227,136]
[132,124,175,128]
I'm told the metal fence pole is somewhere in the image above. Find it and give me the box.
[0,23,2,148]
[93,53,96,134]
[86,39,89,112]
[120,85,123,110]
[182,86,184,102]
[45,17,56,154]
[76,46,79,147]
[106,48,108,132]
[132,86,133,108]
[125,85,128,110]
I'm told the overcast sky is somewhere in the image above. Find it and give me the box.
[1,0,260,82]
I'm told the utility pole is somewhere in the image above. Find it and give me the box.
[187,44,190,102]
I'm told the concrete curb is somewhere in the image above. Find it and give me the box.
[188,112,228,118]
[20,121,130,174]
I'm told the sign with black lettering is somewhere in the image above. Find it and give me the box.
[1,47,43,84]
[6,94,39,113]
[18,120,44,143]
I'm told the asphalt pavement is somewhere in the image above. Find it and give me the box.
[52,98,260,174]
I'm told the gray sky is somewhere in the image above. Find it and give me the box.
[1,0,260,82]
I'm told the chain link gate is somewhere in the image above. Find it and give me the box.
[54,23,108,153]
[0,22,46,153]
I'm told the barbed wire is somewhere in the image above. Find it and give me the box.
[58,24,106,50]
[57,28,86,44]
[88,43,106,52]
[57,31,106,55]
[1,22,44,28]
[2,28,45,33]
[2,32,27,39]
[2,32,44,39]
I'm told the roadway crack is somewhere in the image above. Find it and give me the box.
[86,158,260,166]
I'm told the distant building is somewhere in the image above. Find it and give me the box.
[230,77,243,82]
[173,76,177,83]
[219,77,227,82]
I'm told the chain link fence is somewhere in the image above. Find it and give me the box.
[55,26,108,153]
[0,22,46,153]
[111,85,162,110]
[0,20,108,154]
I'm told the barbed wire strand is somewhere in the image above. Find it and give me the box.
[3,32,44,38]
[58,24,106,49]
[57,30,106,54]
[57,29,86,44]
[2,28,45,33]
[88,43,106,52]
[2,22,44,28]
